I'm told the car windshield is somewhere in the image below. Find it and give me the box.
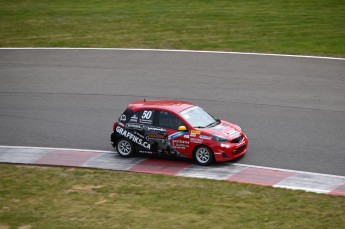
[179,106,217,128]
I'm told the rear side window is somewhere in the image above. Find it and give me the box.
[158,111,184,130]
[118,108,133,122]
[129,110,155,125]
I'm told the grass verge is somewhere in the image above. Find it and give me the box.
[0,164,344,229]
[0,0,344,57]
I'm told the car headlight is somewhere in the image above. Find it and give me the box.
[212,134,228,142]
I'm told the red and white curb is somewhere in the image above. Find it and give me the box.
[1,145,344,196]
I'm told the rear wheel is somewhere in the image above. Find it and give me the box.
[194,146,214,166]
[116,138,134,158]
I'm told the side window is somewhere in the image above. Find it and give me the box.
[158,111,184,130]
[129,110,155,125]
[118,108,133,122]
[129,112,139,123]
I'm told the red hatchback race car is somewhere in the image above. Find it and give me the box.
[111,100,248,165]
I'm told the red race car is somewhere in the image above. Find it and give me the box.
[111,100,248,165]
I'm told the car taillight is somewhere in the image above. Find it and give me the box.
[113,122,117,131]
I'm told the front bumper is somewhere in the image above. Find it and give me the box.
[213,134,248,162]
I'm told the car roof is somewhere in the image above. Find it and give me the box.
[128,99,194,113]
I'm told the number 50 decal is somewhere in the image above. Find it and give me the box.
[142,111,152,119]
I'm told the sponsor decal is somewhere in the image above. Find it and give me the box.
[147,126,166,132]
[147,133,166,139]
[190,138,203,144]
[180,106,199,115]
[191,130,201,135]
[139,110,153,124]
[168,131,186,140]
[130,114,138,122]
[119,114,126,122]
[183,135,190,139]
[126,123,144,130]
[222,129,238,136]
[116,126,150,149]
[221,143,231,148]
[139,119,152,124]
[118,122,125,127]
[174,145,186,150]
[172,140,189,145]
[139,150,153,154]
[199,135,212,140]
[190,133,196,137]
[172,140,189,150]
[141,110,153,120]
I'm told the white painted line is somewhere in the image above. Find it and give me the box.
[235,163,345,179]
[273,185,329,194]
[274,173,345,193]
[1,47,344,60]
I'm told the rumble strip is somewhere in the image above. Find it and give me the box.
[0,146,344,196]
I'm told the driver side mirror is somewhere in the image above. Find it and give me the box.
[178,126,187,131]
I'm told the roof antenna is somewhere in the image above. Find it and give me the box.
[144,98,146,102]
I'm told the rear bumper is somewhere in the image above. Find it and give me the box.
[110,132,118,148]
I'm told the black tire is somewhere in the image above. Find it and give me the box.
[116,138,134,158]
[194,146,214,166]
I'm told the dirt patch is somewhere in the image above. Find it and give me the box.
[65,185,104,193]
[95,200,108,205]
[18,225,32,229]
[236,190,254,196]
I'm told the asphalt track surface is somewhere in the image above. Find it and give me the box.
[0,49,344,176]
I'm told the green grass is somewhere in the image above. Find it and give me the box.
[0,0,344,57]
[0,164,344,229]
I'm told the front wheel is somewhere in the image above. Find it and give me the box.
[116,138,134,158]
[194,146,214,166]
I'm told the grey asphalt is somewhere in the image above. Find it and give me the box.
[0,49,344,175]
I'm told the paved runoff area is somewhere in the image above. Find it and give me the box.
[1,146,344,196]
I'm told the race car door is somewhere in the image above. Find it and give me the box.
[127,109,156,152]
[157,111,190,156]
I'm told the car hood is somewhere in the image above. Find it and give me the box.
[201,121,241,139]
